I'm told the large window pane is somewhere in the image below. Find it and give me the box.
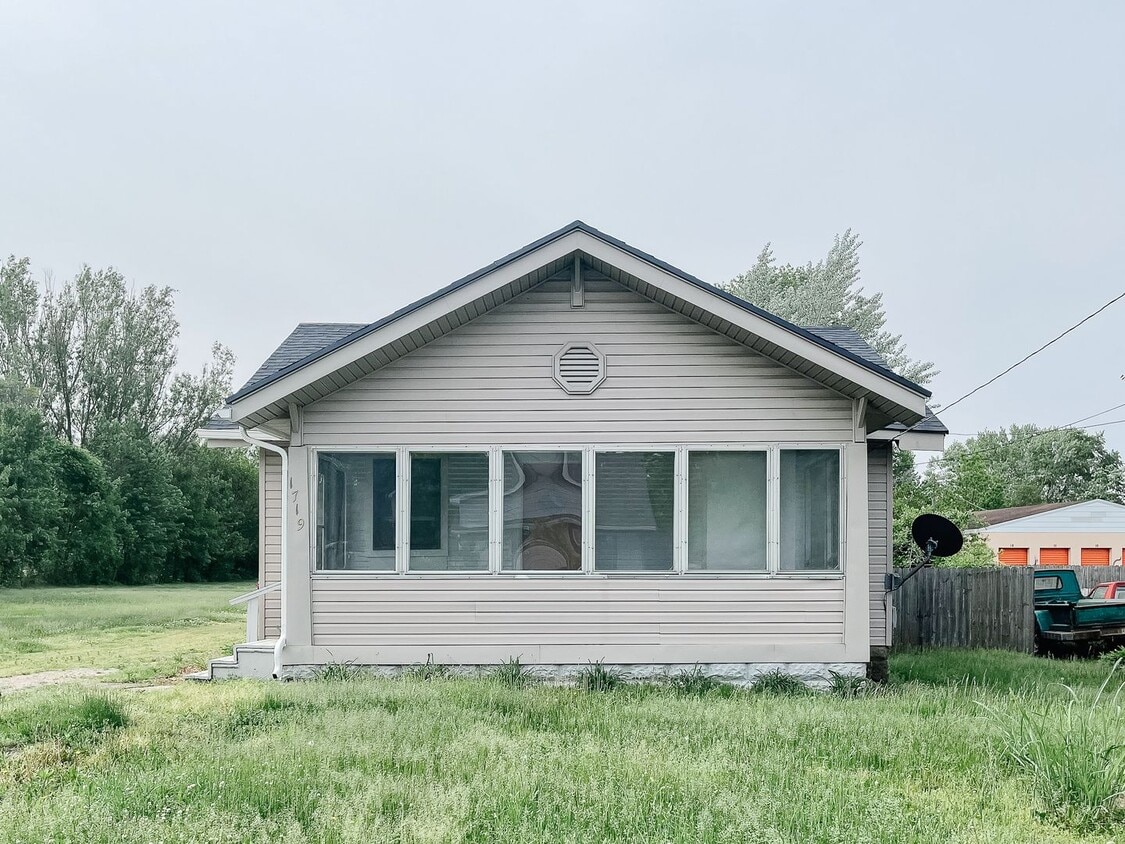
[780,450,841,572]
[316,452,395,571]
[595,451,674,571]
[502,451,582,571]
[409,452,489,571]
[688,451,767,571]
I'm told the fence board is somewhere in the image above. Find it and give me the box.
[893,565,1125,651]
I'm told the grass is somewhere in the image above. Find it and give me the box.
[0,581,253,681]
[0,586,1123,841]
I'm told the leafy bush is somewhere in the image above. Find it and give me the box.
[668,665,729,696]
[492,656,535,688]
[751,670,811,696]
[576,661,621,692]
[406,654,450,681]
[981,664,1125,831]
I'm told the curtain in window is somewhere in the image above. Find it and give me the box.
[688,451,767,571]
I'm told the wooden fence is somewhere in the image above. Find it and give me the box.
[891,565,1125,652]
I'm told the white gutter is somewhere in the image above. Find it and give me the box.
[239,425,288,679]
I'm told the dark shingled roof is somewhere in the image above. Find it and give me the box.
[973,502,1077,527]
[806,327,947,435]
[199,415,238,432]
[227,221,932,404]
[239,323,368,394]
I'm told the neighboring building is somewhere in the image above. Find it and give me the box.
[195,221,945,683]
[970,499,1125,566]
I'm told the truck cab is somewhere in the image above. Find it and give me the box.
[1034,569,1125,654]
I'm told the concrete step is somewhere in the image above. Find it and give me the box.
[197,642,277,681]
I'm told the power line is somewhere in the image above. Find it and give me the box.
[892,289,1125,444]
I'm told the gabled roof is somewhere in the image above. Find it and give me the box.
[971,499,1125,533]
[227,221,932,427]
[974,502,1076,527]
[240,323,367,394]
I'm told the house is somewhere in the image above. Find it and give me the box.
[970,499,1125,566]
[195,222,946,683]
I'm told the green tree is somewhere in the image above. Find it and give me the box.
[724,230,935,385]
[0,403,62,584]
[938,426,1125,508]
[89,422,187,584]
[0,255,233,449]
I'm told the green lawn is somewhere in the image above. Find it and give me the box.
[0,582,252,682]
[0,584,1122,843]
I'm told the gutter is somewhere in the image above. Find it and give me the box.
[239,425,288,679]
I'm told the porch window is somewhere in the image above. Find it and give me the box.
[779,449,841,572]
[594,451,674,571]
[502,451,583,571]
[688,451,767,571]
[407,452,490,571]
[315,452,396,571]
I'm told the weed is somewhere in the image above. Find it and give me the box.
[751,670,811,696]
[826,671,875,699]
[981,662,1125,831]
[0,691,128,749]
[405,653,450,681]
[667,665,728,696]
[492,656,535,688]
[1099,645,1125,664]
[313,660,364,682]
[576,660,621,692]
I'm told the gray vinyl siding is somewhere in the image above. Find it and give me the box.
[311,576,844,652]
[300,277,858,658]
[868,443,892,646]
[301,279,855,446]
[262,450,282,639]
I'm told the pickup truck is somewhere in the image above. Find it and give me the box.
[1034,569,1125,655]
[1087,581,1125,600]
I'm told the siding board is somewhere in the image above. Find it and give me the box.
[261,450,283,639]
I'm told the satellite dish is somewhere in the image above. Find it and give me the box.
[911,513,964,561]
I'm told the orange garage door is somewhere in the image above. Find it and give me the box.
[1080,548,1110,566]
[1040,547,1070,566]
[998,548,1029,566]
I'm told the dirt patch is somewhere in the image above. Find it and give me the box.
[0,669,115,694]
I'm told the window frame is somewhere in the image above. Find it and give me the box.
[307,442,848,578]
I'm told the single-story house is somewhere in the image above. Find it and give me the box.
[195,221,946,683]
[970,499,1125,566]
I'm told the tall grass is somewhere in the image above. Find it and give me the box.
[981,662,1125,831]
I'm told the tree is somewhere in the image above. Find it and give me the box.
[938,426,1125,509]
[724,230,935,385]
[0,255,233,449]
[0,403,61,585]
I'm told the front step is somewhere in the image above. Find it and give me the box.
[191,642,276,681]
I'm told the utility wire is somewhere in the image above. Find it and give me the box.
[892,289,1125,444]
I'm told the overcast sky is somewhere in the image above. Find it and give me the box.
[2,2,1123,453]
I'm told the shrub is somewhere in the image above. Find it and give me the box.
[406,654,450,681]
[981,664,1125,831]
[576,661,621,692]
[668,665,728,696]
[751,670,811,696]
[492,656,535,688]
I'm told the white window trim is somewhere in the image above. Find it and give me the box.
[307,442,848,579]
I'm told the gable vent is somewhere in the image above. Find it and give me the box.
[553,341,606,395]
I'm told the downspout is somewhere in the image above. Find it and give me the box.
[239,425,288,679]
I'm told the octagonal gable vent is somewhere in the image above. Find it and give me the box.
[553,341,606,395]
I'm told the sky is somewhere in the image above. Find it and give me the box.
[2,2,1123,453]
